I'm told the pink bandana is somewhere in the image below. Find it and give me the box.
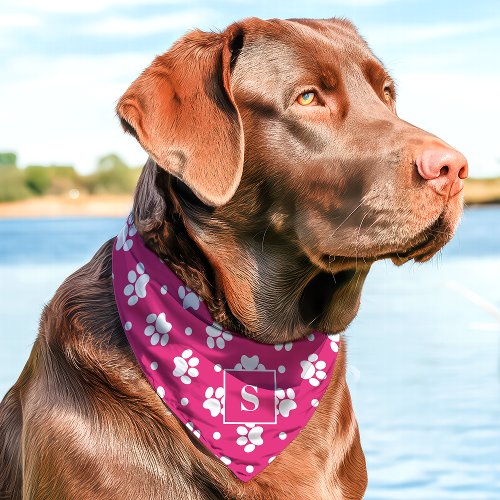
[112,215,340,481]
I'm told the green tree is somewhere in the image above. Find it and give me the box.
[84,153,137,194]
[0,166,31,201]
[25,166,52,195]
[0,152,17,168]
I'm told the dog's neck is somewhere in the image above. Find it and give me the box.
[132,159,369,345]
[132,159,317,344]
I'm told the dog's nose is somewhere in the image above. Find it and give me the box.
[416,146,468,198]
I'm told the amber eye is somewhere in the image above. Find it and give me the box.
[383,88,392,102]
[297,91,316,106]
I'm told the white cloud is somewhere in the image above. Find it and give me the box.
[365,19,500,44]
[0,12,40,29]
[0,54,152,172]
[4,0,189,14]
[85,10,211,36]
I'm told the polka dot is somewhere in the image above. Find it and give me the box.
[268,456,276,464]
[246,465,254,473]
[111,273,114,280]
[160,285,168,295]
[278,365,286,374]
[156,386,165,398]
[279,432,287,440]
[185,327,192,336]
[307,333,315,341]
[150,361,158,370]
[220,456,231,465]
[214,364,222,372]
[124,321,132,331]
[180,397,189,406]
[213,431,221,440]
[311,399,319,407]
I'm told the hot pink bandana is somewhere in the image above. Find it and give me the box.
[112,215,340,481]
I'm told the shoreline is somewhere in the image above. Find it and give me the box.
[0,192,498,219]
[0,194,133,219]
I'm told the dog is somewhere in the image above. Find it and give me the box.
[0,17,467,499]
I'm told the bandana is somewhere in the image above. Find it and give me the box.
[112,215,340,481]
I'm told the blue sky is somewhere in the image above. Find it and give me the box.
[1,0,499,177]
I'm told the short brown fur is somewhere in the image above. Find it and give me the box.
[0,17,465,499]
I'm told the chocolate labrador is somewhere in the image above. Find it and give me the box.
[0,17,467,499]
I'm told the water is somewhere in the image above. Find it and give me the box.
[0,207,499,498]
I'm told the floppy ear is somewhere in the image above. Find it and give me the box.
[117,27,244,207]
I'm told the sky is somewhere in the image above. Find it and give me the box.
[1,0,499,177]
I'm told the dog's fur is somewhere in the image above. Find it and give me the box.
[0,18,465,499]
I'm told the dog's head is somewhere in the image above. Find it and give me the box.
[117,17,468,343]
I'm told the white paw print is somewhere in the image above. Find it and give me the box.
[186,421,201,439]
[275,388,297,417]
[328,333,340,352]
[300,354,327,387]
[274,342,293,352]
[206,322,233,349]
[116,215,137,251]
[203,386,225,417]
[124,262,149,306]
[173,349,199,384]
[236,424,263,453]
[144,312,172,346]
[178,286,201,310]
[234,355,266,371]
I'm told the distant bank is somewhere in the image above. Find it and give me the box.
[0,194,132,218]
[0,179,498,218]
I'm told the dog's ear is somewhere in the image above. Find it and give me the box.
[117,26,244,207]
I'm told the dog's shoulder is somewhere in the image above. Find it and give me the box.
[41,238,120,346]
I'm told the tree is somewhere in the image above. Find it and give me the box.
[25,166,52,195]
[0,152,17,168]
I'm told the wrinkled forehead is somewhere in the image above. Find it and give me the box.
[231,18,388,100]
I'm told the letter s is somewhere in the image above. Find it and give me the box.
[241,384,259,412]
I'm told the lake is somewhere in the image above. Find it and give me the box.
[1,206,499,499]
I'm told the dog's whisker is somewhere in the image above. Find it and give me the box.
[260,222,272,253]
[354,210,371,271]
[329,202,364,238]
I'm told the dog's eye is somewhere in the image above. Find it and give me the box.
[297,91,316,106]
[383,88,392,102]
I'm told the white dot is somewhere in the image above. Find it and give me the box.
[307,333,315,341]
[124,321,132,331]
[311,399,319,407]
[150,361,158,370]
[160,285,168,295]
[220,456,231,465]
[246,465,254,473]
[268,456,276,464]
[214,364,222,372]
[180,397,189,406]
[278,365,285,373]
[156,386,165,398]
[279,432,286,440]
[185,327,192,336]
[213,431,221,440]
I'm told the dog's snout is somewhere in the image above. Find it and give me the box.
[416,146,468,198]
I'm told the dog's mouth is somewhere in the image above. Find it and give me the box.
[298,212,455,334]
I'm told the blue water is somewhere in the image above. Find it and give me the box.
[0,207,499,499]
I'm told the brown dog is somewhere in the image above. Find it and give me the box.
[0,17,467,499]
